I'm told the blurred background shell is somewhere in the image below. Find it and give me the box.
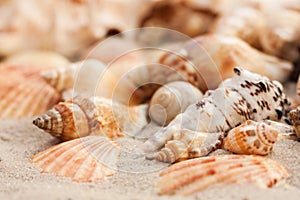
[0,64,61,119]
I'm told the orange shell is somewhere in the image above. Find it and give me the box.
[157,154,288,195]
[223,120,278,155]
[0,64,61,119]
[32,136,120,183]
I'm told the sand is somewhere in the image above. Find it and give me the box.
[0,119,300,200]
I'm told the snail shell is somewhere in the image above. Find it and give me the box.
[141,67,291,154]
[149,81,203,126]
[157,154,289,195]
[32,136,120,183]
[223,120,278,155]
[33,95,148,141]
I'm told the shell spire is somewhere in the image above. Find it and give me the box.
[33,95,148,141]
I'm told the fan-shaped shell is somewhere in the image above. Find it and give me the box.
[149,81,203,126]
[157,155,289,195]
[31,136,120,183]
[0,64,61,119]
[223,120,278,155]
[33,95,148,141]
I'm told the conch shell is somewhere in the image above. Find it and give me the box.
[149,81,203,126]
[157,154,289,195]
[33,95,148,141]
[0,64,61,119]
[32,136,120,183]
[141,67,291,156]
[223,120,278,155]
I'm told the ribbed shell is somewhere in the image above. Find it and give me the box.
[33,95,148,141]
[0,64,61,119]
[149,81,203,126]
[223,120,278,155]
[157,155,289,195]
[32,136,120,183]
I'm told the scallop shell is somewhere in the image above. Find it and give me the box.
[297,75,300,105]
[157,155,289,195]
[32,136,120,183]
[33,95,148,141]
[223,120,278,155]
[149,81,203,126]
[289,106,300,138]
[0,64,61,119]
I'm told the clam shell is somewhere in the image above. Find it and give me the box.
[0,64,61,119]
[33,95,148,141]
[32,136,120,183]
[149,81,203,126]
[157,155,289,195]
[223,120,278,155]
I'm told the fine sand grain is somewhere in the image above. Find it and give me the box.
[0,119,300,200]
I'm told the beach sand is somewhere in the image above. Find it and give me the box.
[0,118,300,200]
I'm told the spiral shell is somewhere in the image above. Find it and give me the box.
[141,67,291,154]
[32,136,120,183]
[149,81,203,126]
[0,64,61,119]
[154,130,223,163]
[157,155,289,195]
[33,95,148,141]
[223,120,278,155]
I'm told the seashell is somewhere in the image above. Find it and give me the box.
[157,155,289,195]
[0,64,61,119]
[141,1,214,37]
[223,120,278,155]
[32,136,120,183]
[3,50,70,69]
[33,95,148,141]
[153,129,223,163]
[259,4,300,61]
[141,67,291,154]
[210,7,264,49]
[41,59,142,105]
[130,34,293,95]
[289,106,300,138]
[297,75,300,105]
[149,81,203,126]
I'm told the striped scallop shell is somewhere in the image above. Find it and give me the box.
[157,155,289,195]
[223,120,278,155]
[32,136,120,183]
[33,95,148,141]
[0,64,61,119]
